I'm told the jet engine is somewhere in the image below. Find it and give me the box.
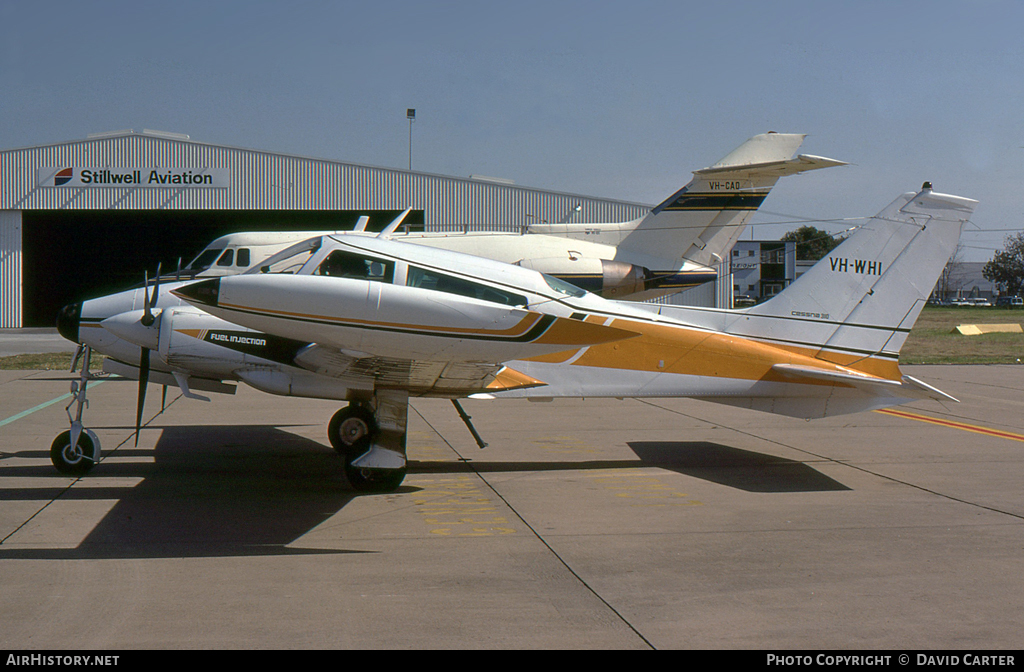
[515,257,648,298]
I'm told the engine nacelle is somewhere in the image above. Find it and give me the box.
[157,307,308,379]
[515,257,648,297]
[234,368,365,401]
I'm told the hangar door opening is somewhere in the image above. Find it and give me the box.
[22,209,424,328]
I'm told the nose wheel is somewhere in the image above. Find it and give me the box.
[50,428,100,475]
[51,345,102,475]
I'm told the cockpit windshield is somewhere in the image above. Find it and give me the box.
[242,237,322,275]
[185,248,224,272]
[542,273,587,298]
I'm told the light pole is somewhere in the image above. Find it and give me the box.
[407,109,415,170]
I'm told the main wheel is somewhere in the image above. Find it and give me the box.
[50,430,99,475]
[327,404,377,457]
[344,463,407,493]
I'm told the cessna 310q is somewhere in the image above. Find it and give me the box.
[178,132,845,300]
[52,182,975,493]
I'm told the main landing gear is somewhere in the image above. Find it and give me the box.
[328,390,409,492]
[51,345,102,476]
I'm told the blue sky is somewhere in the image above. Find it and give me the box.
[2,0,1022,260]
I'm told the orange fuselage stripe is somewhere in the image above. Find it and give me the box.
[537,318,901,384]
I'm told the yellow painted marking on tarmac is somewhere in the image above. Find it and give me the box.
[412,475,516,536]
[531,435,598,455]
[875,408,1024,443]
[589,470,702,508]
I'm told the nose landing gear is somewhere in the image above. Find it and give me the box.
[51,345,102,475]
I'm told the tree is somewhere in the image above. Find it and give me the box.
[983,232,1024,297]
[780,225,845,261]
[935,242,969,301]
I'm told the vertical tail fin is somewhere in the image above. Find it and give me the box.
[736,184,977,372]
[620,133,847,268]
[527,133,846,270]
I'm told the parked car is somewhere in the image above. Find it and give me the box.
[995,296,1024,308]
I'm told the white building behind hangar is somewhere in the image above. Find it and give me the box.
[730,240,797,304]
[0,129,651,328]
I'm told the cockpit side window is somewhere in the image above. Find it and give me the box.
[315,250,395,283]
[216,249,235,266]
[236,248,251,267]
[406,266,528,307]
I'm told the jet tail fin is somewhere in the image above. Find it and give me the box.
[527,133,845,270]
[643,146,847,268]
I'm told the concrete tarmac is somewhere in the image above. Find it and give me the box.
[0,329,77,357]
[0,365,1021,650]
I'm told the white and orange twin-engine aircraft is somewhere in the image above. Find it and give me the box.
[53,183,974,492]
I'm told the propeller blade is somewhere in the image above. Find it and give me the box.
[142,271,154,327]
[151,263,161,307]
[135,347,150,447]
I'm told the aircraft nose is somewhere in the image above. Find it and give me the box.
[172,277,220,307]
[56,301,82,343]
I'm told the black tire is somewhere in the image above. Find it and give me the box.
[344,463,407,493]
[50,430,98,475]
[327,404,377,457]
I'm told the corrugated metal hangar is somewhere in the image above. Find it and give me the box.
[0,129,650,327]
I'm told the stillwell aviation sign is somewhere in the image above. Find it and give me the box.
[38,167,230,188]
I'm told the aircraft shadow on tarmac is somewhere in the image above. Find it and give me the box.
[627,441,850,493]
[0,428,846,561]
[0,425,370,561]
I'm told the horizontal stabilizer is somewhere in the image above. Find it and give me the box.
[694,153,848,178]
[771,363,957,403]
[900,374,959,403]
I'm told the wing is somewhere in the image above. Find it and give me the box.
[292,344,546,397]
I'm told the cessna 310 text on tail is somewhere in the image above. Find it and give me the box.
[52,183,975,493]
[179,132,845,301]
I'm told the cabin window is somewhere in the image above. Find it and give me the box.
[217,249,234,266]
[407,266,528,307]
[236,248,251,267]
[316,250,395,283]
